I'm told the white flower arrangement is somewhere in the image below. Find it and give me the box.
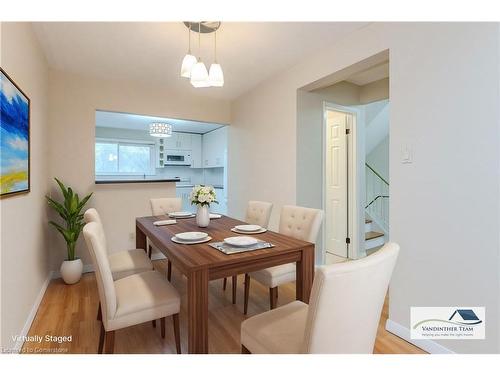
[190,185,218,207]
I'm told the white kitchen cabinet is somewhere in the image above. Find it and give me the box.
[211,187,227,214]
[202,127,227,168]
[190,134,202,168]
[176,186,194,212]
[156,132,201,168]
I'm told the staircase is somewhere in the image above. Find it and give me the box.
[365,218,385,255]
[365,163,389,255]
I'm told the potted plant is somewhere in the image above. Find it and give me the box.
[46,178,92,284]
[190,185,218,228]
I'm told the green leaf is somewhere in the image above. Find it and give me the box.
[54,178,69,201]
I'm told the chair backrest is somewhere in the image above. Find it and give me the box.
[84,207,102,226]
[83,208,107,251]
[245,201,273,228]
[278,205,323,243]
[83,222,117,324]
[150,197,182,216]
[302,243,400,353]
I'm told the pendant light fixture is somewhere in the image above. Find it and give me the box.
[149,122,173,137]
[190,22,210,88]
[180,22,223,88]
[208,30,224,87]
[180,24,197,78]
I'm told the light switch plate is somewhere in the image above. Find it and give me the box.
[401,144,413,164]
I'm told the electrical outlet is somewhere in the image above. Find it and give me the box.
[129,232,135,240]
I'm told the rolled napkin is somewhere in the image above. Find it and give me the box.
[153,219,177,226]
[209,213,222,219]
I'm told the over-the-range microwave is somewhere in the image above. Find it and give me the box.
[163,150,192,166]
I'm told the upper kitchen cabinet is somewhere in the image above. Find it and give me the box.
[190,134,202,169]
[202,127,227,168]
[163,132,192,150]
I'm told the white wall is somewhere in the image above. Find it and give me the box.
[0,22,50,351]
[48,70,231,269]
[229,23,500,353]
[367,135,389,182]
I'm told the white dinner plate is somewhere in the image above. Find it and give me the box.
[175,231,208,241]
[231,228,267,234]
[168,211,194,218]
[171,236,212,245]
[223,236,259,247]
[234,224,262,232]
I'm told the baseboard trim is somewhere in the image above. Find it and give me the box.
[385,319,455,354]
[13,272,52,353]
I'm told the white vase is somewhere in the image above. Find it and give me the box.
[60,258,83,285]
[196,205,210,228]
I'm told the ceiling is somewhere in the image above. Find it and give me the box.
[32,22,367,100]
[345,61,389,86]
[95,111,225,134]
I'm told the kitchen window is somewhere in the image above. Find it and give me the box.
[95,138,155,176]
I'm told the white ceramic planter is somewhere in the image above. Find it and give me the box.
[196,205,210,228]
[60,258,83,285]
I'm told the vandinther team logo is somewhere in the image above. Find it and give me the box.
[411,307,485,340]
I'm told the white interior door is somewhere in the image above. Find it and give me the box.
[325,110,348,258]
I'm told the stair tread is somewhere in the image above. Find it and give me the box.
[365,231,384,241]
[365,219,372,224]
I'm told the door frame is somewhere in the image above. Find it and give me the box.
[322,102,364,261]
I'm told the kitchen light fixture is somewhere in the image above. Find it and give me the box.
[208,31,224,87]
[149,122,173,137]
[180,22,223,88]
[180,24,196,78]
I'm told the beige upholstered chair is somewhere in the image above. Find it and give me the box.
[149,197,182,280]
[241,242,400,353]
[150,197,182,216]
[83,222,181,354]
[84,208,153,281]
[243,205,323,314]
[223,201,273,304]
[245,200,273,228]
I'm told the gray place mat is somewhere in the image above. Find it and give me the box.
[209,240,275,254]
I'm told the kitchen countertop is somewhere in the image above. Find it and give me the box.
[95,178,180,184]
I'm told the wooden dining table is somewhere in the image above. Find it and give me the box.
[135,214,315,354]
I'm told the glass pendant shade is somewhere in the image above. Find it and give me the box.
[190,60,210,88]
[180,53,197,78]
[208,63,224,87]
[149,123,173,137]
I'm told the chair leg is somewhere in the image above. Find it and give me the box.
[269,287,278,310]
[232,275,237,304]
[152,320,156,328]
[148,244,152,259]
[223,277,227,290]
[160,317,166,338]
[241,345,251,354]
[96,302,102,321]
[167,260,172,282]
[98,321,105,354]
[244,274,250,315]
[104,330,115,354]
[172,313,181,354]
[276,287,278,299]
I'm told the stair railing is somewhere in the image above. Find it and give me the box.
[365,163,389,233]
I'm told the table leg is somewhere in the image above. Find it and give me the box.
[296,244,315,303]
[187,268,209,353]
[136,223,147,251]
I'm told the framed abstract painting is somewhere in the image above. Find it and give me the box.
[0,67,30,198]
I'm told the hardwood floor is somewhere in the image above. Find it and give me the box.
[23,260,425,354]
